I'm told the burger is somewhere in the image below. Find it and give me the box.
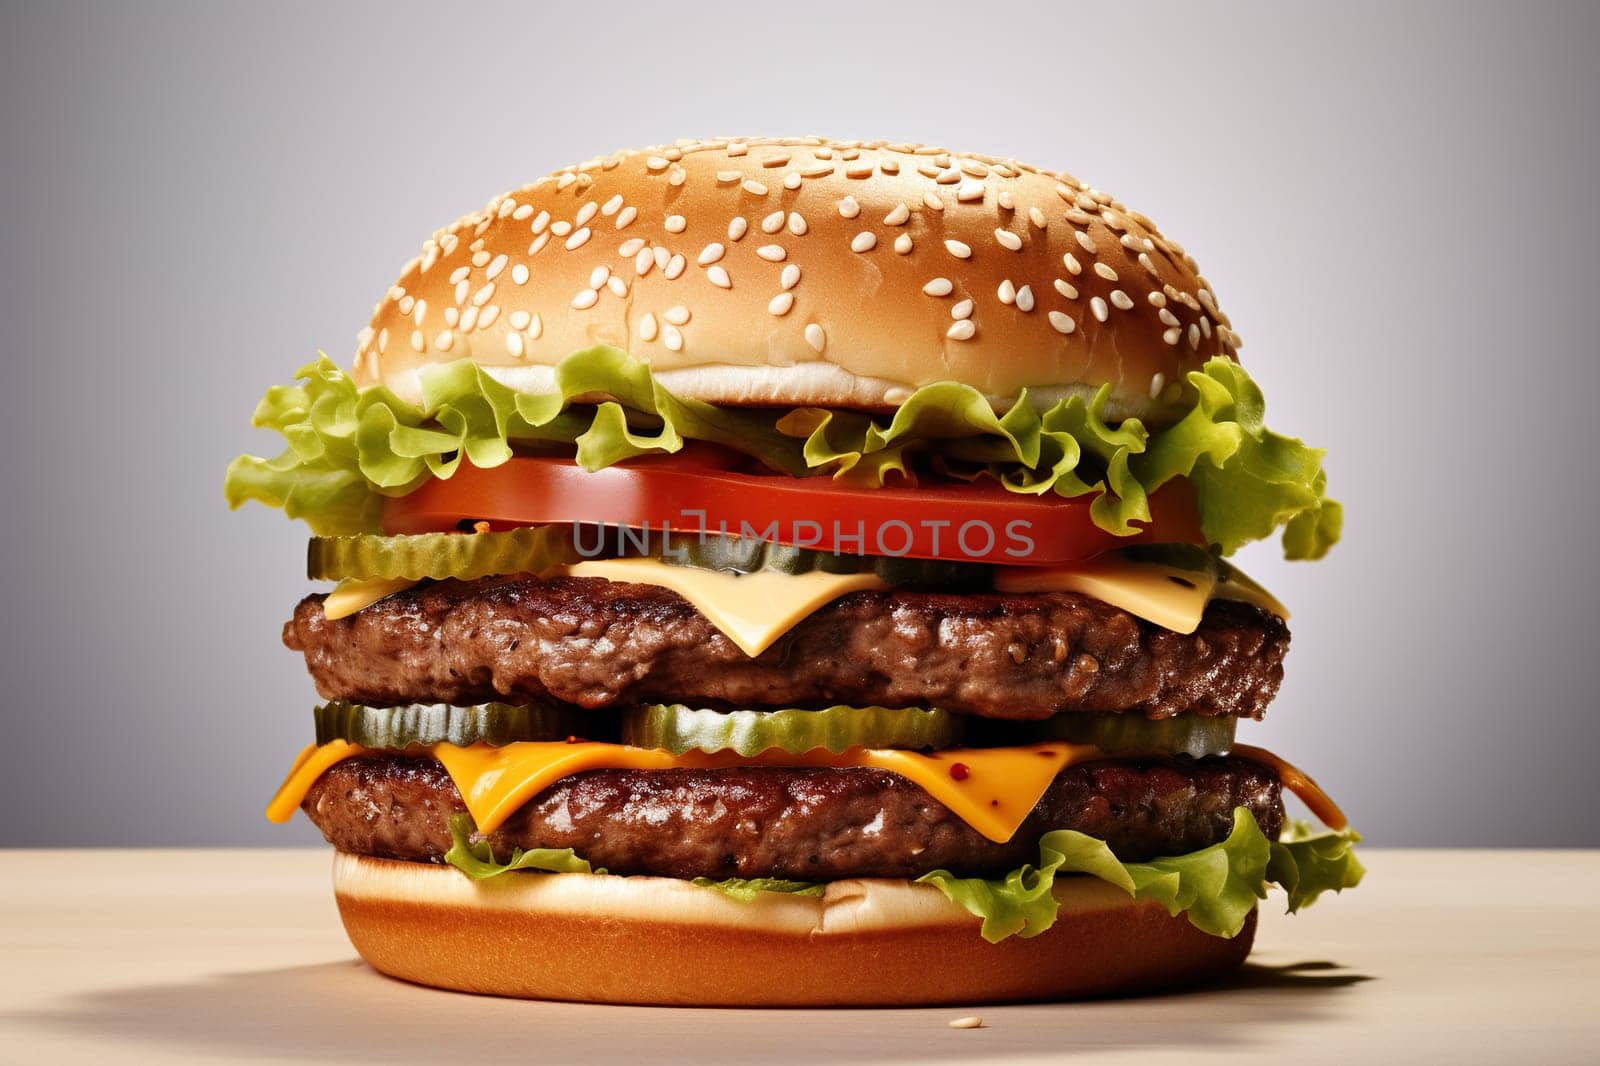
[227,137,1362,1006]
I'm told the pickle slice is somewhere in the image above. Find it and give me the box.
[1023,713,1236,758]
[622,703,963,756]
[307,526,586,582]
[655,532,991,588]
[313,701,586,748]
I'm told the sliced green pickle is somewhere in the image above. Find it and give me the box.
[1025,713,1236,758]
[313,701,586,748]
[622,703,963,756]
[307,526,587,582]
[654,531,991,587]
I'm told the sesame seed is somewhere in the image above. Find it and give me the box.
[936,167,962,185]
[945,239,972,259]
[1062,253,1082,276]
[646,156,669,171]
[608,276,628,297]
[571,289,598,310]
[997,189,1015,211]
[668,165,687,187]
[435,330,454,351]
[528,313,542,339]
[757,244,787,262]
[473,282,496,307]
[410,329,424,352]
[838,196,861,219]
[1094,262,1118,282]
[471,250,490,268]
[654,246,671,270]
[1188,324,1200,349]
[884,202,910,226]
[444,306,460,328]
[1163,327,1181,346]
[1149,373,1165,399]
[413,299,427,326]
[505,331,524,357]
[665,214,687,233]
[698,243,726,266]
[513,204,535,221]
[994,228,1022,251]
[801,162,834,178]
[530,211,550,234]
[1159,308,1179,327]
[1138,252,1158,274]
[851,232,877,253]
[449,265,471,285]
[707,265,732,288]
[601,194,623,216]
[619,238,644,257]
[509,310,531,330]
[511,264,530,286]
[1110,289,1133,310]
[1016,284,1035,312]
[1090,296,1108,322]
[728,217,749,241]
[453,281,468,306]
[952,298,974,319]
[781,264,801,290]
[551,220,573,237]
[923,277,954,296]
[663,305,691,325]
[663,324,684,351]
[716,170,741,184]
[575,201,598,227]
[1048,311,1076,335]
[762,152,791,168]
[1200,315,1212,338]
[948,1016,985,1030]
[787,212,808,235]
[1075,230,1097,254]
[589,266,610,289]
[761,210,784,234]
[640,312,658,341]
[726,142,748,157]
[957,178,985,202]
[998,280,1016,305]
[894,233,913,254]
[805,323,827,352]
[615,206,638,229]
[636,248,654,275]
[398,295,415,314]
[768,292,794,316]
[846,162,873,178]
[565,227,591,250]
[947,319,976,341]
[1198,288,1219,315]
[664,254,686,280]
[742,179,768,196]
[1148,291,1168,308]
[923,191,944,211]
[529,232,551,255]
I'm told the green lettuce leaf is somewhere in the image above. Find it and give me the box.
[226,346,1337,557]
[691,876,827,901]
[1268,820,1366,911]
[918,808,1360,943]
[443,813,601,879]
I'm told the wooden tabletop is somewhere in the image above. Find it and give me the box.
[2,849,1595,1064]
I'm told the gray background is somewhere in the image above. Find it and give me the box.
[3,1,1595,847]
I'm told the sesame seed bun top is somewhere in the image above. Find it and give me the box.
[354,137,1238,422]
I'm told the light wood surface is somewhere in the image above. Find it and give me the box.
[2,849,1595,1064]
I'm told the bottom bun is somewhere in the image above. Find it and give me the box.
[332,853,1256,1006]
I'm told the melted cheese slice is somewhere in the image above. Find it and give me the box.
[266,737,1347,843]
[993,555,1286,634]
[323,577,418,620]
[561,557,888,657]
[268,739,1095,843]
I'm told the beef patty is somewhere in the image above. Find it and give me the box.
[285,576,1288,720]
[302,753,1283,880]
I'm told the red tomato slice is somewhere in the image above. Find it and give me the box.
[382,455,1204,566]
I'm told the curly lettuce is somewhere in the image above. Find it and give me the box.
[917,808,1363,943]
[443,810,1360,942]
[226,346,1338,558]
